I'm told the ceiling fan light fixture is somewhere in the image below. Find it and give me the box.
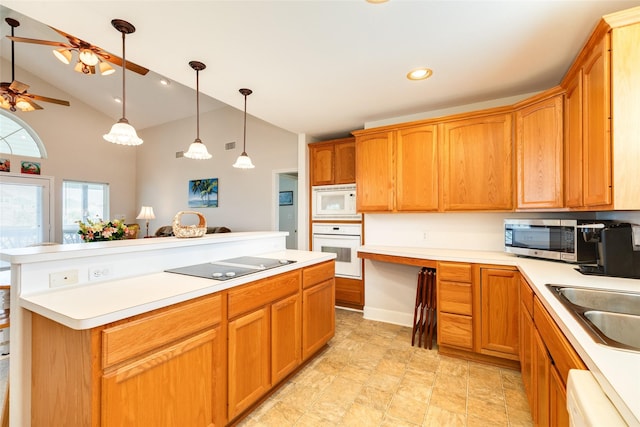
[99,61,115,76]
[53,48,72,64]
[104,19,142,146]
[15,97,35,112]
[183,61,211,160]
[103,119,143,146]
[233,88,255,169]
[78,49,99,66]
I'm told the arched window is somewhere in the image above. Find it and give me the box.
[0,110,47,158]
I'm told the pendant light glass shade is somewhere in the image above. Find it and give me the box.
[53,48,72,64]
[183,61,211,160]
[103,19,142,146]
[104,118,143,145]
[233,88,255,169]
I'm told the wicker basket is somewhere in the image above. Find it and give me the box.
[172,211,207,238]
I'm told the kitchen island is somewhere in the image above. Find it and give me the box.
[359,245,640,426]
[2,232,336,426]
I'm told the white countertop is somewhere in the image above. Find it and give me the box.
[20,249,335,330]
[359,245,640,426]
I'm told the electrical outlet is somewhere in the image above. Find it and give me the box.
[49,270,79,288]
[422,231,429,240]
[88,265,113,281]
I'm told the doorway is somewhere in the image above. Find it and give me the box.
[275,171,298,249]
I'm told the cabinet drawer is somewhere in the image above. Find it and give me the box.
[533,296,586,385]
[102,294,221,368]
[438,312,473,350]
[439,281,472,315]
[520,277,534,317]
[228,270,300,318]
[302,261,335,289]
[438,262,472,282]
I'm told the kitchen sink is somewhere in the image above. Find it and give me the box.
[554,286,640,316]
[584,311,640,350]
[546,284,640,352]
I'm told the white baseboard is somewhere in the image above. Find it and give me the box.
[363,306,414,328]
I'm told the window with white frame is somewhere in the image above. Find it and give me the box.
[62,181,109,243]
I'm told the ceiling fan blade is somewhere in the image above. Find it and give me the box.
[99,52,150,76]
[9,80,30,94]
[27,93,70,107]
[47,25,84,47]
[6,36,70,48]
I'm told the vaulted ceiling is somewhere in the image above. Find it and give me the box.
[3,1,640,140]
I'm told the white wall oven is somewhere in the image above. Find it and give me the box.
[311,184,360,220]
[312,223,362,279]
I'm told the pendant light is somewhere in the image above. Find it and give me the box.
[183,61,212,159]
[233,88,255,169]
[103,19,142,146]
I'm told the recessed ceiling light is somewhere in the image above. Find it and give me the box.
[366,0,389,3]
[407,67,433,81]
[160,78,171,86]
[113,96,122,103]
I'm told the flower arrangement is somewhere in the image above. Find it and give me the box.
[77,218,133,242]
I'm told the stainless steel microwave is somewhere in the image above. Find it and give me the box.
[504,219,597,263]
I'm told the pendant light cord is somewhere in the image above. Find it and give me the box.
[121,30,126,120]
[243,93,247,152]
[196,69,200,140]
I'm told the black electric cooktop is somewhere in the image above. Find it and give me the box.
[165,256,296,281]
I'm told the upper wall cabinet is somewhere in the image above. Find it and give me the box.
[440,112,513,211]
[515,90,564,209]
[309,137,356,186]
[353,124,438,212]
[562,10,640,210]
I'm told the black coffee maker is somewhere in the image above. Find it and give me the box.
[579,222,640,279]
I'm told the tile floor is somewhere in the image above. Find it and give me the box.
[240,308,533,426]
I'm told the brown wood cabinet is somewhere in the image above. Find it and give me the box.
[440,113,513,211]
[562,14,640,210]
[302,261,336,360]
[437,262,473,350]
[335,276,364,310]
[30,261,335,427]
[32,293,225,427]
[354,124,438,212]
[515,91,564,209]
[227,270,300,419]
[309,137,356,186]
[228,307,270,419]
[477,266,520,360]
[519,278,587,427]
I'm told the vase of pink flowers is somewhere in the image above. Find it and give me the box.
[77,218,134,242]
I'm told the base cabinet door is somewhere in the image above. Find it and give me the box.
[228,307,270,419]
[271,293,302,384]
[479,267,520,359]
[302,278,335,360]
[550,365,570,427]
[520,301,534,411]
[102,329,219,427]
[533,327,550,426]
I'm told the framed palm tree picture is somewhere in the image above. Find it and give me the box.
[188,178,218,208]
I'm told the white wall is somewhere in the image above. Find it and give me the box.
[1,59,137,242]
[135,107,298,234]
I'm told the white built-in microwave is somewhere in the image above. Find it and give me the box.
[312,184,361,220]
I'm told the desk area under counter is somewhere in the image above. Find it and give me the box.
[2,232,336,427]
[358,245,640,426]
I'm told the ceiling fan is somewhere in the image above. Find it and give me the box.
[1,18,70,112]
[7,21,149,76]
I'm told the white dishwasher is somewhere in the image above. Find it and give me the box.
[567,369,627,426]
